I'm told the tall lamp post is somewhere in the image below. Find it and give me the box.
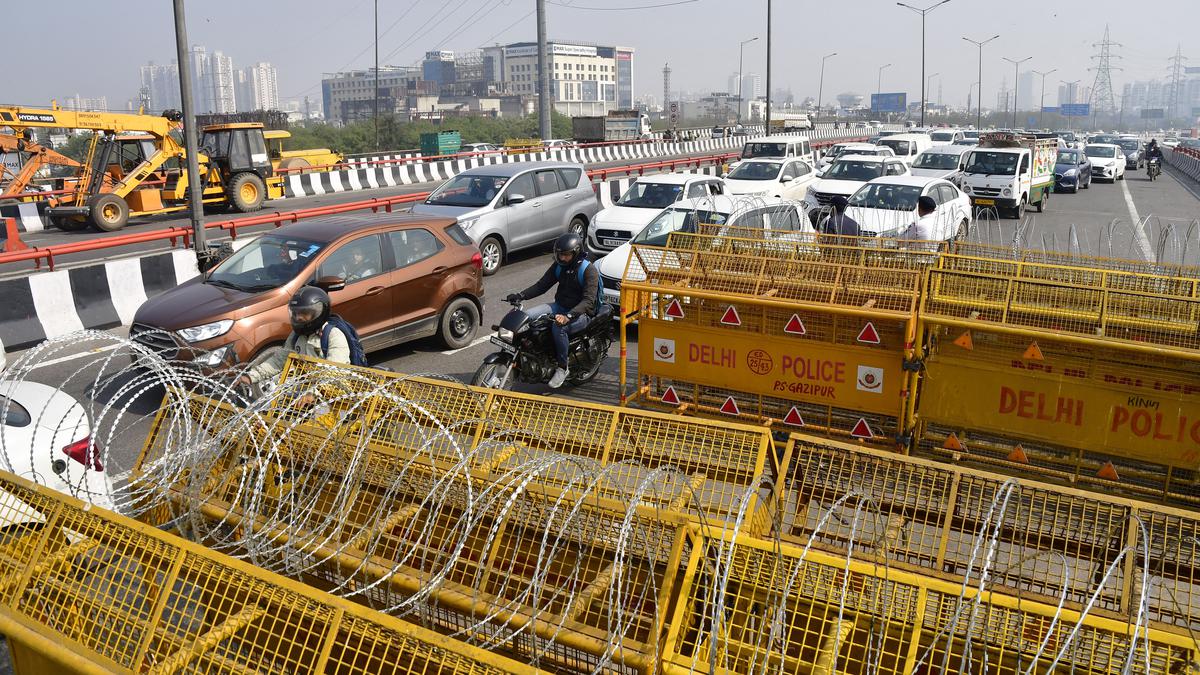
[877,63,892,94]
[926,72,939,116]
[816,52,836,123]
[1060,79,1080,132]
[1002,56,1032,129]
[967,81,978,118]
[737,36,759,124]
[963,34,999,130]
[1033,68,1056,127]
[897,0,952,127]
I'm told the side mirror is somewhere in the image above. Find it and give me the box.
[314,275,346,292]
[506,193,526,205]
[781,175,794,182]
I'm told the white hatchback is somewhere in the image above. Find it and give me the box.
[844,176,973,241]
[724,158,818,200]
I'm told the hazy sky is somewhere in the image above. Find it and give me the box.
[6,0,1195,111]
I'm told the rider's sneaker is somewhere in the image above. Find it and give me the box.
[548,367,569,389]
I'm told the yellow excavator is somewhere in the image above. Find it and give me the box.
[0,104,285,231]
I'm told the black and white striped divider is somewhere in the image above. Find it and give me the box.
[0,202,49,234]
[344,151,422,167]
[1165,148,1200,183]
[0,249,200,352]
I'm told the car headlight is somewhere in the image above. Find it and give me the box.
[962,184,971,193]
[1064,169,1077,177]
[178,319,233,343]
[200,344,235,367]
[1002,188,1011,196]
[458,216,480,230]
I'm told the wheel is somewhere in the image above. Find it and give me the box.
[50,215,89,232]
[1034,189,1048,213]
[438,297,479,349]
[228,173,266,212]
[568,216,587,238]
[471,360,513,390]
[1013,197,1026,220]
[479,236,503,276]
[87,193,130,232]
[1082,177,1090,190]
[568,342,608,386]
[1118,171,1125,181]
[954,218,970,242]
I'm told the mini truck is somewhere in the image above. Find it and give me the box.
[571,110,652,143]
[960,132,1057,218]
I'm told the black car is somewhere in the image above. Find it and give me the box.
[1054,149,1092,193]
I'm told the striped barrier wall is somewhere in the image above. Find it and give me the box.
[1166,146,1200,183]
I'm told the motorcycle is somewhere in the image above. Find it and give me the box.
[1148,157,1162,181]
[472,299,613,390]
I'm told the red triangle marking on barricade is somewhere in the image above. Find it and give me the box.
[665,298,685,318]
[719,396,740,415]
[857,322,881,344]
[943,432,963,451]
[661,386,681,405]
[1096,461,1120,481]
[719,305,742,326]
[850,418,874,439]
[784,314,807,335]
[783,407,806,427]
[1007,444,1029,464]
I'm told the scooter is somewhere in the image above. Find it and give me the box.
[1148,157,1161,181]
[472,299,613,390]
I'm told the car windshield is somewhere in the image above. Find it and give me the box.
[1117,141,1140,154]
[728,161,781,180]
[879,139,912,155]
[1057,132,1077,142]
[847,183,923,211]
[913,153,961,170]
[964,151,1019,175]
[207,235,324,292]
[619,181,685,208]
[1085,145,1116,158]
[741,142,789,159]
[425,174,507,207]
[963,131,981,139]
[825,160,883,181]
[632,208,728,246]
[930,132,955,141]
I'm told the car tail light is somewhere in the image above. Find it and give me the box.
[470,252,483,271]
[62,437,103,471]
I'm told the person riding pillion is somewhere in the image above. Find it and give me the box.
[240,286,351,387]
[505,232,599,389]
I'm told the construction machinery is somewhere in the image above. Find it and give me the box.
[0,103,284,232]
[0,130,80,200]
[263,129,342,172]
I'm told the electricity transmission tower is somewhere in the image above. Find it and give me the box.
[1167,45,1188,121]
[1088,25,1121,127]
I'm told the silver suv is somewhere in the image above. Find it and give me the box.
[411,162,600,275]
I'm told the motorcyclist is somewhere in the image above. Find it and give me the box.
[505,232,599,389]
[1145,139,1163,171]
[239,286,351,396]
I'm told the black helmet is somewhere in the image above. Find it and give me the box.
[289,286,331,336]
[554,232,583,266]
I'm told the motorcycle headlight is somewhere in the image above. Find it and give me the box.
[178,319,234,343]
[458,216,480,230]
[1002,188,1012,196]
[497,327,514,342]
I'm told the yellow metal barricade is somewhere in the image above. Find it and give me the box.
[661,529,1200,675]
[950,239,1200,279]
[916,256,1200,504]
[0,471,544,675]
[619,237,924,445]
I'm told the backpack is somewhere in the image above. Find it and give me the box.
[320,314,369,367]
[555,258,604,315]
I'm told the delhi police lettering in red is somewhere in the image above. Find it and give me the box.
[1110,407,1200,445]
[690,344,735,368]
[998,386,1083,426]
[780,356,845,383]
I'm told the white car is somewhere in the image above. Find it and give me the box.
[586,173,725,258]
[596,196,814,312]
[929,129,965,145]
[461,142,503,157]
[724,158,818,200]
[803,154,910,223]
[910,145,970,183]
[1084,143,1126,182]
[844,176,973,241]
[0,377,113,516]
[816,143,894,173]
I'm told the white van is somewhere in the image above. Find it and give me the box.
[738,135,813,163]
[910,144,971,184]
[928,129,965,146]
[877,133,933,166]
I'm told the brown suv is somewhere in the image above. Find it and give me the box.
[131,212,484,368]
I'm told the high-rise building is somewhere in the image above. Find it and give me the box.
[727,73,740,96]
[742,73,762,99]
[188,46,237,113]
[236,62,279,111]
[62,94,108,111]
[1016,71,1035,112]
[139,61,181,112]
[321,66,424,125]
[422,51,457,88]
[497,41,633,116]
[1058,81,1080,106]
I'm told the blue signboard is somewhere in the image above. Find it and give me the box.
[1060,103,1090,117]
[1041,106,1058,114]
[871,93,907,113]
[1027,116,1038,127]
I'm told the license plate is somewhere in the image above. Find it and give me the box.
[489,336,516,352]
[602,238,624,247]
[974,198,995,205]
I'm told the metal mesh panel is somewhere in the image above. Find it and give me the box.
[950,240,1200,279]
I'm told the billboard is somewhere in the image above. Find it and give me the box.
[1141,108,1165,119]
[1186,67,1200,74]
[1041,106,1058,114]
[871,93,907,113]
[1060,103,1090,117]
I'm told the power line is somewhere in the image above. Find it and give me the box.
[1087,24,1121,123]
[1167,44,1188,121]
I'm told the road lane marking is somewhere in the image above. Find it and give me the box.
[439,335,491,355]
[1119,177,1153,262]
[24,344,120,371]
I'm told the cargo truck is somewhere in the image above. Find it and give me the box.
[571,111,652,143]
[960,131,1057,219]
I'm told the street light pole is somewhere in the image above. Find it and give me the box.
[1060,79,1080,132]
[1002,56,1031,129]
[765,0,772,132]
[898,0,952,127]
[374,0,379,150]
[1033,68,1056,127]
[816,52,836,123]
[963,34,999,130]
[926,71,939,110]
[171,0,207,267]
[878,63,891,94]
[737,36,759,124]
